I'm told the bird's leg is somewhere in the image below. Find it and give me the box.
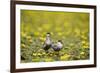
[55,51,60,56]
[54,51,60,61]
[57,51,60,56]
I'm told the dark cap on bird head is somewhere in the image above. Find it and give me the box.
[58,40,62,43]
[47,32,51,35]
[46,32,51,37]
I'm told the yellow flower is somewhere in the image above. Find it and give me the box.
[33,53,37,56]
[26,36,31,40]
[49,53,53,56]
[82,41,86,44]
[82,45,89,49]
[60,54,70,60]
[34,32,40,36]
[39,37,45,41]
[81,35,87,40]
[80,52,85,55]
[29,39,33,43]
[42,52,46,55]
[21,44,26,48]
[37,53,42,56]
[21,32,26,37]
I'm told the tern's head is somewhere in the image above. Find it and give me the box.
[58,40,62,43]
[46,33,51,37]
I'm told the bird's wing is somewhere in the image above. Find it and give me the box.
[51,43,55,48]
[51,43,58,49]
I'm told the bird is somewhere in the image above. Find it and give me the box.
[51,40,63,52]
[42,33,52,53]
